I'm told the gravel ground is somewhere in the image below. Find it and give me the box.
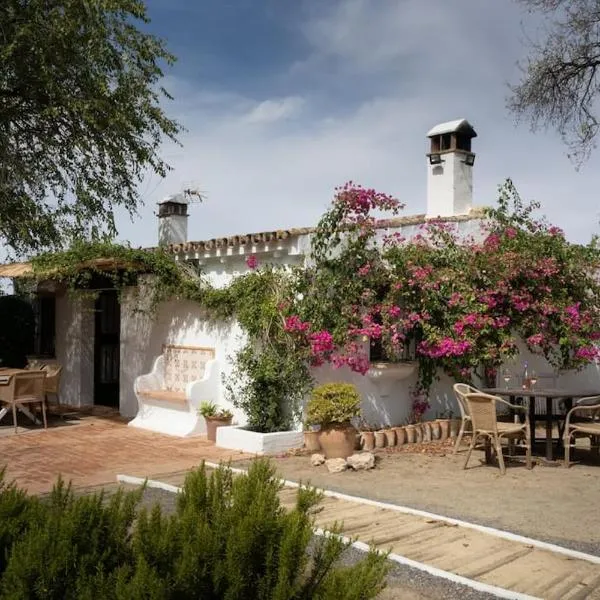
[136,487,498,600]
[240,450,600,557]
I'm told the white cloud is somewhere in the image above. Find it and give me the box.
[242,96,305,124]
[116,1,600,249]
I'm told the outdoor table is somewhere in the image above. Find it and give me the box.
[0,368,44,425]
[483,387,600,462]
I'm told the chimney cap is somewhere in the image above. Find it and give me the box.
[158,192,189,206]
[427,119,477,139]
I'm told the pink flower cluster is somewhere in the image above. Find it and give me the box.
[575,346,600,361]
[331,346,371,375]
[335,181,403,216]
[284,315,310,333]
[526,333,544,347]
[246,254,258,270]
[418,338,472,359]
[309,330,334,354]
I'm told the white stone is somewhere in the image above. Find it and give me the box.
[325,458,348,473]
[216,425,303,455]
[311,453,326,466]
[347,452,375,470]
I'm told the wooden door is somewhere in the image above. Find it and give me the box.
[94,290,120,407]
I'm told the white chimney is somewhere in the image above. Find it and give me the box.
[157,193,189,246]
[426,119,477,218]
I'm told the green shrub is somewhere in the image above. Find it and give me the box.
[306,383,362,427]
[0,461,387,599]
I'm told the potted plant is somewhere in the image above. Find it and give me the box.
[199,401,233,442]
[303,422,321,452]
[306,382,361,459]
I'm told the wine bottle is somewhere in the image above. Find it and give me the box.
[521,361,530,390]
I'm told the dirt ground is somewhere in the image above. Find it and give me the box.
[237,443,600,550]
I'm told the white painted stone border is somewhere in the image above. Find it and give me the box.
[116,471,542,600]
[314,528,541,600]
[215,425,303,455]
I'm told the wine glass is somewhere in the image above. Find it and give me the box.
[529,369,538,390]
[502,368,511,389]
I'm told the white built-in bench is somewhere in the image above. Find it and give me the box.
[129,344,219,437]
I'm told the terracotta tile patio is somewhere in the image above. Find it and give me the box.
[0,411,250,494]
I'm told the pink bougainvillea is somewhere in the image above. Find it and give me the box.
[279,179,600,420]
[246,254,258,270]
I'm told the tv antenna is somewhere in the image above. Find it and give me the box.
[160,181,207,205]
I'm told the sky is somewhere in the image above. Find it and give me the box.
[116,0,600,247]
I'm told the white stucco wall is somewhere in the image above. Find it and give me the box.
[119,287,247,421]
[55,294,94,407]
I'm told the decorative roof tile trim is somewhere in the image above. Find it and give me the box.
[0,208,489,276]
[162,208,488,254]
[161,227,313,254]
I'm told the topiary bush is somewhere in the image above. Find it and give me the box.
[306,383,362,427]
[0,460,387,599]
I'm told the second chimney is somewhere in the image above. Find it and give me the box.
[426,119,477,218]
[157,194,189,246]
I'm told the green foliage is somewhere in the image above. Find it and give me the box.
[306,383,362,427]
[0,0,181,254]
[225,343,312,433]
[199,400,217,417]
[0,477,142,599]
[199,401,232,420]
[30,240,185,300]
[0,462,388,599]
[0,297,34,368]
[223,268,314,433]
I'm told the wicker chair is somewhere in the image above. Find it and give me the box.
[563,395,600,468]
[0,372,47,433]
[452,383,480,454]
[464,393,532,474]
[42,364,62,406]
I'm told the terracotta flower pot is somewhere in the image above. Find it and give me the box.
[205,416,232,442]
[384,428,396,447]
[422,422,432,443]
[393,426,406,446]
[438,419,450,441]
[430,421,441,440]
[414,424,423,443]
[304,430,321,452]
[450,418,461,439]
[374,431,386,448]
[361,431,375,451]
[318,424,357,459]
[405,425,416,443]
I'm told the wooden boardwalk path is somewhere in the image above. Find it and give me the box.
[277,487,600,600]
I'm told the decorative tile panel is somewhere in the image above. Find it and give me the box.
[163,345,215,392]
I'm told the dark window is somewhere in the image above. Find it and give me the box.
[440,134,452,151]
[34,296,56,357]
[456,134,472,152]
